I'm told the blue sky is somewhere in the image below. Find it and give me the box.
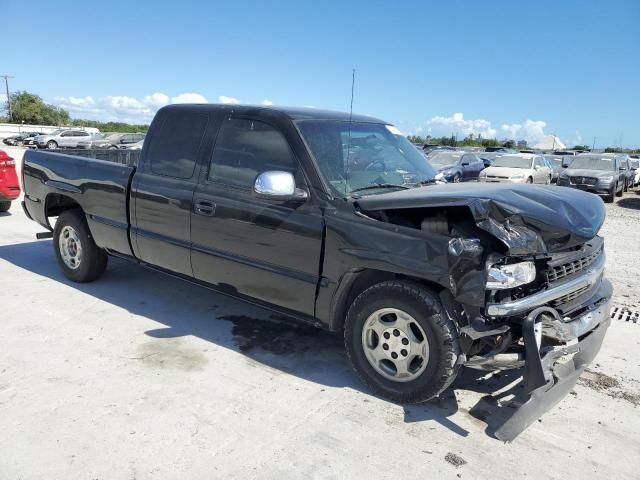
[4,0,639,147]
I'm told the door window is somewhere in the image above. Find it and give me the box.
[208,118,296,189]
[147,112,209,179]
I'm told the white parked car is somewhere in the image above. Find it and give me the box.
[478,153,552,184]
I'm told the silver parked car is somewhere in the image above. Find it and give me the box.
[478,153,553,184]
[34,129,93,149]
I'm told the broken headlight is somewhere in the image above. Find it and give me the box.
[486,261,536,290]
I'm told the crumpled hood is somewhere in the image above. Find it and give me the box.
[355,183,605,254]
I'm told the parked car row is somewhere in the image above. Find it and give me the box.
[419,145,638,205]
[2,131,44,146]
[9,129,147,150]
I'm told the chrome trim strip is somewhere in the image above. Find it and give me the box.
[486,251,606,316]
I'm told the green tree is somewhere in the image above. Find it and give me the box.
[571,145,590,151]
[8,91,70,125]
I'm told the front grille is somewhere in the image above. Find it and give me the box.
[552,285,590,306]
[546,246,602,283]
[570,176,597,185]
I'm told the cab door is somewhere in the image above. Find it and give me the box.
[190,115,324,316]
[131,109,212,276]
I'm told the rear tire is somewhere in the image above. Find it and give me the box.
[53,210,108,282]
[0,201,10,212]
[344,281,461,404]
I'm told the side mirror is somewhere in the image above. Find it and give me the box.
[534,165,541,170]
[254,171,308,202]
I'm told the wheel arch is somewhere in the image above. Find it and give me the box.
[328,268,444,332]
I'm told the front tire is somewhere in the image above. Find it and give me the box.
[344,281,461,403]
[46,140,58,150]
[0,201,10,212]
[616,182,623,197]
[53,210,108,282]
[526,177,533,184]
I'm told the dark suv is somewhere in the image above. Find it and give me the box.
[557,153,625,202]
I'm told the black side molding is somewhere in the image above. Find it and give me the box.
[36,231,54,239]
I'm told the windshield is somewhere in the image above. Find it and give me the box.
[569,155,616,171]
[48,129,63,136]
[549,157,563,167]
[491,155,533,169]
[297,121,436,195]
[428,152,463,166]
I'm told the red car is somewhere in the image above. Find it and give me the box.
[0,149,21,212]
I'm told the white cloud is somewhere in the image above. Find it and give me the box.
[219,95,240,105]
[51,92,209,124]
[416,112,559,145]
[171,93,208,104]
[143,93,170,108]
[500,120,547,144]
[426,112,497,139]
[261,99,273,106]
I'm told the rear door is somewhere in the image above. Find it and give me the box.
[131,109,211,276]
[190,115,324,316]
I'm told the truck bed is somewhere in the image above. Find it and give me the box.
[22,149,136,256]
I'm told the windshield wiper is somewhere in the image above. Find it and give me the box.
[350,183,411,195]
[419,178,439,185]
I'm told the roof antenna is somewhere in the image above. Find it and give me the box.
[345,68,355,196]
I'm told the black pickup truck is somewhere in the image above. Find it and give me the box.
[22,104,611,440]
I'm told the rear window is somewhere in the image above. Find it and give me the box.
[147,112,209,179]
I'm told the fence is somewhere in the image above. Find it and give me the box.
[0,123,100,140]
[54,149,140,167]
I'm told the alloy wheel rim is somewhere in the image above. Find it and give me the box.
[59,226,82,270]
[361,308,429,382]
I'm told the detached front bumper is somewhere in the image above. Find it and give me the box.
[495,286,611,441]
[480,243,612,441]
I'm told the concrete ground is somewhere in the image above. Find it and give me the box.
[1,147,639,479]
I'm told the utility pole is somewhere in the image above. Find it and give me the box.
[1,74,14,121]
[592,136,596,152]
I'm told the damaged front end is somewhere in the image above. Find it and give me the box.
[355,184,612,440]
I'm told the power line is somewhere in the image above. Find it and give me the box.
[1,74,14,121]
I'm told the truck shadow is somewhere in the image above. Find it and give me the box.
[0,239,528,439]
